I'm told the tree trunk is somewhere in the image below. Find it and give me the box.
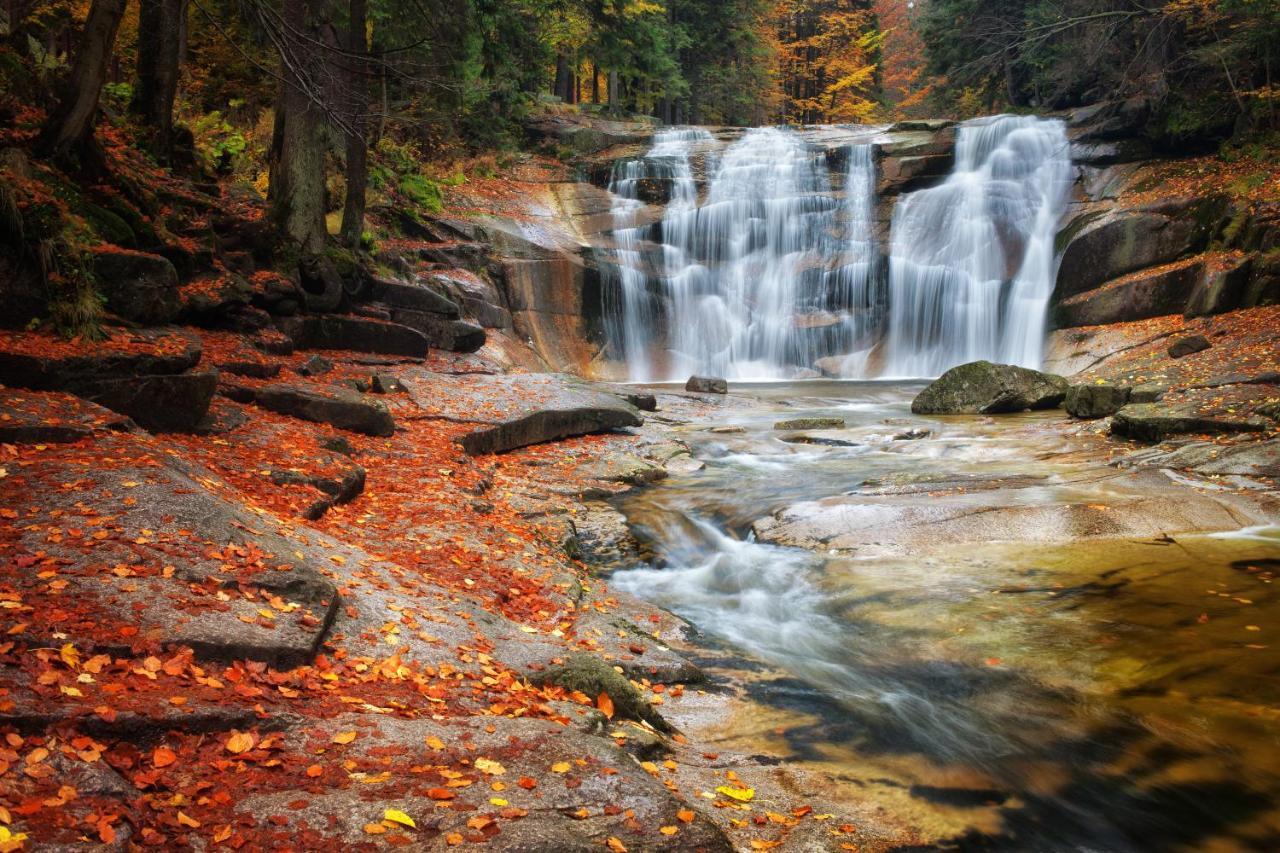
[339,0,369,249]
[133,0,187,162]
[269,0,329,255]
[608,69,619,113]
[36,0,129,166]
[554,53,571,102]
[591,62,600,104]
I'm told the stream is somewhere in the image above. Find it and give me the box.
[610,382,1280,851]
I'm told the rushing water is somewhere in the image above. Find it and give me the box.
[611,383,1280,851]
[604,116,1071,381]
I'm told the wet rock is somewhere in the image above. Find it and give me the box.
[593,384,658,412]
[774,416,845,430]
[0,327,202,391]
[1124,439,1280,478]
[76,371,218,433]
[192,398,250,435]
[893,427,932,440]
[254,382,395,436]
[216,357,280,379]
[409,373,642,455]
[1168,334,1212,358]
[271,456,366,520]
[1111,402,1269,441]
[0,389,131,443]
[586,452,668,486]
[297,354,333,376]
[1054,206,1206,302]
[1065,383,1131,419]
[911,361,1069,414]
[707,425,745,434]
[92,247,182,324]
[781,433,860,447]
[322,435,356,455]
[277,315,429,358]
[1129,383,1168,403]
[685,375,727,394]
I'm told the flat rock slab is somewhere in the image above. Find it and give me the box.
[1112,402,1270,441]
[0,388,132,443]
[277,314,429,357]
[406,372,642,454]
[1,431,340,666]
[1121,438,1280,478]
[232,714,731,852]
[0,327,202,390]
[753,468,1278,556]
[254,381,395,436]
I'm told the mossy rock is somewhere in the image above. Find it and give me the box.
[532,652,672,733]
[83,203,136,247]
[912,361,1069,415]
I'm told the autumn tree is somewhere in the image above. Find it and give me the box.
[775,0,881,124]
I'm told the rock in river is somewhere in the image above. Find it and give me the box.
[911,361,1069,414]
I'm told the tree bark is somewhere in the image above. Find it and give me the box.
[36,0,129,166]
[554,54,571,102]
[268,0,329,255]
[133,0,187,161]
[591,62,600,104]
[339,0,369,249]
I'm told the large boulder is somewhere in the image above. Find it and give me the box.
[253,382,396,436]
[388,308,486,353]
[76,371,218,432]
[370,276,461,317]
[1065,383,1131,419]
[1185,253,1254,317]
[277,315,429,357]
[911,361,1069,414]
[0,388,132,443]
[1054,257,1204,327]
[92,248,182,324]
[685,375,728,394]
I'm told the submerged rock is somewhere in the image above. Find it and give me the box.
[911,361,1069,414]
[685,375,728,394]
[774,416,845,430]
[1065,383,1131,419]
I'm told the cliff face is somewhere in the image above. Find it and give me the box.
[483,107,1277,379]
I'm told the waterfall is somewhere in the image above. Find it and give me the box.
[603,115,1070,381]
[882,116,1072,377]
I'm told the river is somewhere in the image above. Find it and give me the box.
[610,381,1280,851]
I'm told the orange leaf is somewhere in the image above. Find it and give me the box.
[426,787,456,800]
[446,832,464,845]
[332,731,357,745]
[606,837,628,853]
[597,692,615,719]
[177,811,201,828]
[152,747,177,768]
[306,764,323,778]
[225,731,254,754]
[677,809,695,824]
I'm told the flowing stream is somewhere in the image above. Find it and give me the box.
[610,383,1280,851]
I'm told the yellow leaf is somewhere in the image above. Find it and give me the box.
[606,837,628,852]
[660,825,678,835]
[333,731,357,745]
[716,785,755,802]
[383,809,416,829]
[225,731,254,754]
[475,757,506,776]
[551,761,571,773]
[426,735,445,751]
[177,812,201,828]
[59,643,80,668]
[490,797,509,807]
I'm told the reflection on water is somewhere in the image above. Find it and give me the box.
[611,382,1280,851]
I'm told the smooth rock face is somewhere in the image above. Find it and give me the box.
[389,308,486,352]
[370,276,461,317]
[911,361,1069,414]
[1111,402,1269,441]
[1065,383,1132,419]
[1168,334,1212,358]
[1054,209,1201,301]
[685,375,728,394]
[254,382,395,436]
[76,371,218,432]
[1185,253,1254,317]
[1123,439,1280,478]
[92,248,182,324]
[1054,257,1204,327]
[277,315,429,357]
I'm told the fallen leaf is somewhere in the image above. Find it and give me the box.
[225,731,254,754]
[715,785,755,802]
[597,692,615,719]
[677,809,695,824]
[152,747,177,768]
[606,837,628,852]
[475,757,505,776]
[551,761,571,773]
[383,808,416,829]
[332,731,357,745]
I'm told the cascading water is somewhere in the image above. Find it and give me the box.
[882,115,1072,376]
[605,128,878,380]
[603,115,1071,380]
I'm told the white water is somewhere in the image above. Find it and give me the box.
[883,115,1072,376]
[604,116,1071,380]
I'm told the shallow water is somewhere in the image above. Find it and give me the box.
[611,382,1280,851]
